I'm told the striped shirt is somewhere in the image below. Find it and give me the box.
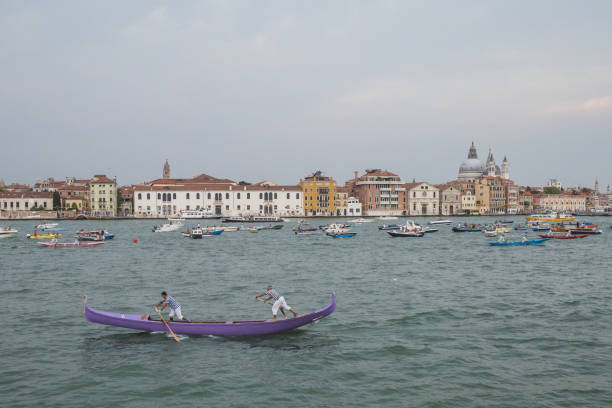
[162,295,181,310]
[265,289,281,300]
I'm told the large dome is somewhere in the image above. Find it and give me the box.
[459,158,484,174]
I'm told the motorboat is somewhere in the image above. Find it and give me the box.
[349,218,373,223]
[452,223,488,232]
[429,219,452,225]
[421,226,438,233]
[514,224,551,231]
[0,226,18,238]
[36,222,59,230]
[378,224,401,231]
[526,212,575,222]
[84,294,336,336]
[27,232,62,239]
[153,218,184,232]
[222,216,284,223]
[257,224,284,231]
[387,229,424,237]
[328,232,357,238]
[179,209,217,219]
[76,230,114,240]
[378,216,398,220]
[319,223,350,231]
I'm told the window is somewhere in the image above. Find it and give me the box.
[173,193,176,200]
[247,205,250,210]
[413,192,416,198]
[138,193,142,200]
[157,193,161,200]
[43,202,47,208]
[197,193,200,199]
[237,193,241,199]
[147,193,150,200]
[208,193,211,199]
[226,205,229,210]
[226,193,229,199]
[296,193,300,199]
[16,202,19,208]
[25,202,29,208]
[186,193,190,199]
[259,193,263,199]
[237,205,241,210]
[274,193,277,199]
[287,193,290,199]
[247,193,250,199]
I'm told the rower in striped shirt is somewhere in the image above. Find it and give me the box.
[255,285,299,321]
[156,291,187,321]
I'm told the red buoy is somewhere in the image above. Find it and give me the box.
[133,238,138,243]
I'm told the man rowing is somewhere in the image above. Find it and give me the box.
[255,285,299,321]
[156,291,187,321]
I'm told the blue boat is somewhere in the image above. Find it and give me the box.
[515,226,550,231]
[488,238,549,246]
[330,232,357,238]
[203,230,223,236]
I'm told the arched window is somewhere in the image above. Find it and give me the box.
[157,193,161,200]
[162,193,166,201]
[264,192,268,200]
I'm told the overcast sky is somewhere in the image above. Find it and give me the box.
[1,1,611,188]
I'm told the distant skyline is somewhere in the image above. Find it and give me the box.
[1,1,611,188]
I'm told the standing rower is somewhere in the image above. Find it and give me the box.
[156,291,187,321]
[255,285,299,321]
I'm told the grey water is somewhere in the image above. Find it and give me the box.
[1,217,611,407]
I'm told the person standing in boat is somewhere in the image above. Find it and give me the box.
[156,291,187,321]
[498,232,506,243]
[255,286,299,321]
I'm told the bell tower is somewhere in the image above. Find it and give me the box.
[163,160,171,179]
[501,156,510,179]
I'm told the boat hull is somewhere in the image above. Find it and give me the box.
[38,242,104,247]
[85,294,336,336]
[489,238,549,246]
[538,234,588,240]
[387,231,424,237]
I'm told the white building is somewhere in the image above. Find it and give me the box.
[347,196,362,216]
[546,179,562,189]
[133,184,303,218]
[405,182,440,216]
[0,192,53,212]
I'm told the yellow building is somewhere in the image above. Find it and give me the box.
[335,187,349,216]
[90,174,117,216]
[299,171,337,216]
[474,176,506,214]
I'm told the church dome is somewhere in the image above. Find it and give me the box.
[459,158,485,174]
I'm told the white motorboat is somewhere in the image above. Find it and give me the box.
[378,216,399,220]
[0,227,18,238]
[153,218,184,232]
[349,218,373,223]
[36,222,59,230]
[179,209,217,219]
[429,219,452,225]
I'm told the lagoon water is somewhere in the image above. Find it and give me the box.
[1,217,611,407]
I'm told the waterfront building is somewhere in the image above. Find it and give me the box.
[335,187,349,216]
[405,182,440,216]
[505,182,520,214]
[461,190,477,214]
[347,196,362,216]
[458,142,509,181]
[518,191,534,213]
[0,191,53,212]
[299,171,337,216]
[474,176,506,214]
[349,169,407,216]
[532,194,587,212]
[118,186,134,216]
[89,174,117,216]
[58,184,89,210]
[33,177,65,192]
[133,180,303,218]
[438,183,461,216]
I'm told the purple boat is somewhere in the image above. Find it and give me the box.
[84,294,336,336]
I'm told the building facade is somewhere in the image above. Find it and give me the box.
[532,194,587,212]
[438,183,461,216]
[133,184,303,218]
[299,171,337,216]
[89,175,117,216]
[474,177,506,214]
[405,182,440,216]
[350,169,407,216]
[347,197,362,216]
[0,192,53,212]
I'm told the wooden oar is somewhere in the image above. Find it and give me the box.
[154,306,180,342]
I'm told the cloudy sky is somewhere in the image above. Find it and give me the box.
[1,1,611,188]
